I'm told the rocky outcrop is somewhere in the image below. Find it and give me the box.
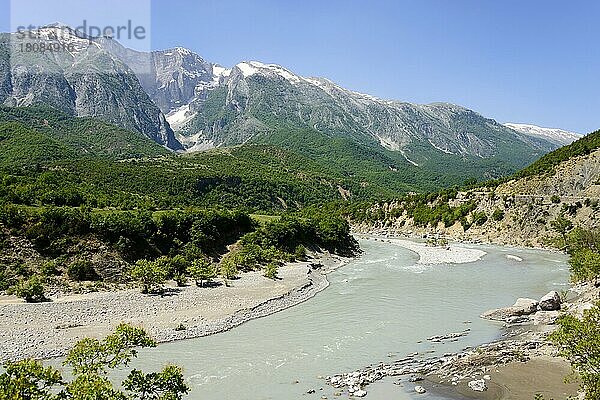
[481,292,562,323]
[353,148,600,248]
[0,27,182,150]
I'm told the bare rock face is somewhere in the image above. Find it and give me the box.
[0,28,183,151]
[481,298,538,321]
[538,291,561,311]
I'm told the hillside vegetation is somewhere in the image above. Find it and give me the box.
[0,107,362,300]
[0,106,169,163]
[516,129,600,178]
[350,128,600,248]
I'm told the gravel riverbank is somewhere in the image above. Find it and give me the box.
[0,253,350,362]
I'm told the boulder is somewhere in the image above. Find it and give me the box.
[514,298,539,313]
[353,389,367,397]
[414,386,427,394]
[468,379,488,392]
[481,298,538,321]
[538,291,561,311]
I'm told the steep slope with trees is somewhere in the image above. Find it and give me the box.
[352,129,600,248]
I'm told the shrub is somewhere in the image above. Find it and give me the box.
[40,260,61,277]
[155,255,189,286]
[219,256,239,284]
[264,262,279,280]
[130,259,168,294]
[187,259,216,287]
[67,260,100,281]
[551,195,561,204]
[294,245,307,261]
[550,303,600,400]
[10,275,47,303]
[491,208,505,222]
[471,211,488,226]
[569,249,600,284]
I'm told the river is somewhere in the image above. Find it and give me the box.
[129,238,569,399]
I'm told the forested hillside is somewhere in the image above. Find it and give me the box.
[351,129,600,248]
[0,107,360,300]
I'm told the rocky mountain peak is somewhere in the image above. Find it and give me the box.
[504,123,581,147]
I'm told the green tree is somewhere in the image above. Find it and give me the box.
[219,256,239,285]
[0,359,63,400]
[551,214,574,245]
[10,275,47,303]
[187,259,216,287]
[122,365,188,400]
[264,261,279,280]
[550,303,600,400]
[130,260,168,294]
[155,255,189,287]
[569,249,600,284]
[0,324,189,399]
[65,323,156,375]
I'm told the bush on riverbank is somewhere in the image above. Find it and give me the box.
[9,275,47,303]
[0,202,358,294]
[566,228,600,283]
[546,227,600,399]
[0,205,254,289]
[232,213,358,272]
[551,302,600,400]
[0,324,189,399]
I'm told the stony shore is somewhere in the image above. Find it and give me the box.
[0,252,350,362]
[324,235,594,399]
[325,281,598,399]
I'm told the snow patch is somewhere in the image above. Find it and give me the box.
[176,131,216,153]
[212,65,230,77]
[166,104,196,130]
[505,123,580,145]
[236,62,261,77]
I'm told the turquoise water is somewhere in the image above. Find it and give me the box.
[129,239,569,399]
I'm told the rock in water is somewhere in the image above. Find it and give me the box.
[480,298,538,321]
[353,389,367,397]
[513,298,539,314]
[414,386,427,394]
[468,379,488,392]
[538,291,561,311]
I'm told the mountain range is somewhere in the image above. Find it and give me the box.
[0,25,576,190]
[504,123,580,147]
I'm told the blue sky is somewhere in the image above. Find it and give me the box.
[1,0,598,133]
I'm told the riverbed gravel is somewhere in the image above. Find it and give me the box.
[0,254,348,362]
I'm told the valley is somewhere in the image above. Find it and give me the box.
[0,10,599,400]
